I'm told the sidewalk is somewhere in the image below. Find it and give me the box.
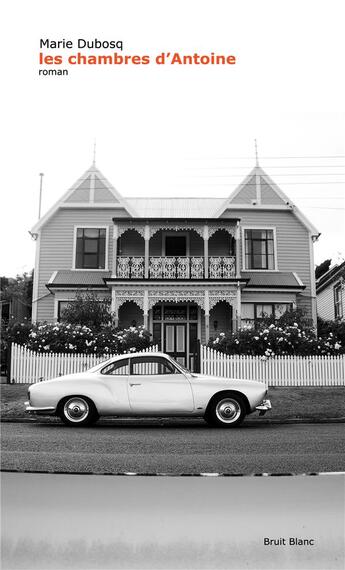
[1,384,345,424]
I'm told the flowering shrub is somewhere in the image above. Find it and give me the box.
[209,322,343,357]
[22,322,151,354]
[60,292,111,328]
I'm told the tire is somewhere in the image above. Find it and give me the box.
[205,393,246,428]
[58,396,99,427]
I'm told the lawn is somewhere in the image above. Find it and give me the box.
[1,384,344,421]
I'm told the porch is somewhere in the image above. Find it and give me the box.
[109,284,241,368]
[116,255,236,279]
[112,218,241,280]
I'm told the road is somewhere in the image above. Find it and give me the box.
[1,420,344,474]
[2,472,344,569]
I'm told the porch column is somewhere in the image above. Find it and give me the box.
[203,225,209,279]
[144,224,150,279]
[235,221,241,278]
[143,289,149,329]
[204,289,210,343]
[236,281,241,331]
[111,289,119,327]
[112,223,119,277]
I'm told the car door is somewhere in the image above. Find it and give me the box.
[98,358,131,413]
[127,355,194,414]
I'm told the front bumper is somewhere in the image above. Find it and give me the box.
[255,399,272,416]
[24,401,56,415]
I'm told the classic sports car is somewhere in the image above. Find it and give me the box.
[25,352,271,427]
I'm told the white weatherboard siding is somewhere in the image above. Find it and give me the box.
[222,209,314,318]
[317,286,335,321]
[35,208,119,322]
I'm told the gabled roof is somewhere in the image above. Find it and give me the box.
[316,261,345,293]
[31,164,138,233]
[125,197,225,217]
[214,165,320,237]
[31,162,320,237]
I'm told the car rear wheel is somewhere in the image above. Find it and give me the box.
[58,396,99,427]
[205,394,246,427]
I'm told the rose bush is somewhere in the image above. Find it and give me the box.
[209,322,343,356]
[9,322,152,355]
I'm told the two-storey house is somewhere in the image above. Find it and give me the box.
[316,261,345,322]
[30,161,319,369]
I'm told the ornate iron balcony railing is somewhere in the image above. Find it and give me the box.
[116,256,236,279]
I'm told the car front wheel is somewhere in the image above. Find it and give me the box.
[205,394,246,427]
[58,396,99,427]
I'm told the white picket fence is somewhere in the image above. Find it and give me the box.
[9,342,345,386]
[201,345,345,386]
[10,343,158,384]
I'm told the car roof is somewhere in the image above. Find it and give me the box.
[115,351,169,359]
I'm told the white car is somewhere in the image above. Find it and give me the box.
[25,352,271,427]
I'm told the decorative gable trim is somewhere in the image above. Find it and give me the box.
[31,164,138,233]
[215,165,320,238]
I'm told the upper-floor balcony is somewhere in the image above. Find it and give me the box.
[117,255,236,279]
[112,218,241,281]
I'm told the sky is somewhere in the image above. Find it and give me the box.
[1,0,345,277]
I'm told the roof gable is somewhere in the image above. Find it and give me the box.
[214,165,319,236]
[31,164,137,233]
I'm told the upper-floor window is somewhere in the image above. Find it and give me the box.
[75,228,106,269]
[334,283,343,319]
[244,229,275,270]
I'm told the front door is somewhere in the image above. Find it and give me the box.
[164,323,187,367]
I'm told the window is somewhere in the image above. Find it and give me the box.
[334,283,343,319]
[241,303,292,328]
[75,228,106,269]
[130,356,180,375]
[57,301,70,321]
[101,359,129,375]
[244,229,275,270]
[165,236,187,256]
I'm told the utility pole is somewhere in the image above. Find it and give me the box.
[38,173,44,219]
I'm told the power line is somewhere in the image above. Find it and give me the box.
[175,181,345,186]
[294,197,345,199]
[306,207,345,210]
[181,173,345,177]
[186,155,345,160]
[186,165,345,170]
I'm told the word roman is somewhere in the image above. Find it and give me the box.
[40,38,123,50]
[264,537,315,546]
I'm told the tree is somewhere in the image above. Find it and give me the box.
[60,291,112,328]
[0,271,33,320]
[315,259,331,280]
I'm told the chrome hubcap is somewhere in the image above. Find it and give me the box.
[64,398,89,422]
[215,398,241,423]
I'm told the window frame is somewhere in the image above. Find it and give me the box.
[162,231,190,257]
[241,226,278,272]
[129,355,182,376]
[241,302,293,327]
[100,358,129,376]
[334,282,343,319]
[72,225,109,271]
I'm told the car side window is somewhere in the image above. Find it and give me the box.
[130,356,181,376]
[101,359,129,376]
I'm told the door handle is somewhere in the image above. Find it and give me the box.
[129,382,142,387]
